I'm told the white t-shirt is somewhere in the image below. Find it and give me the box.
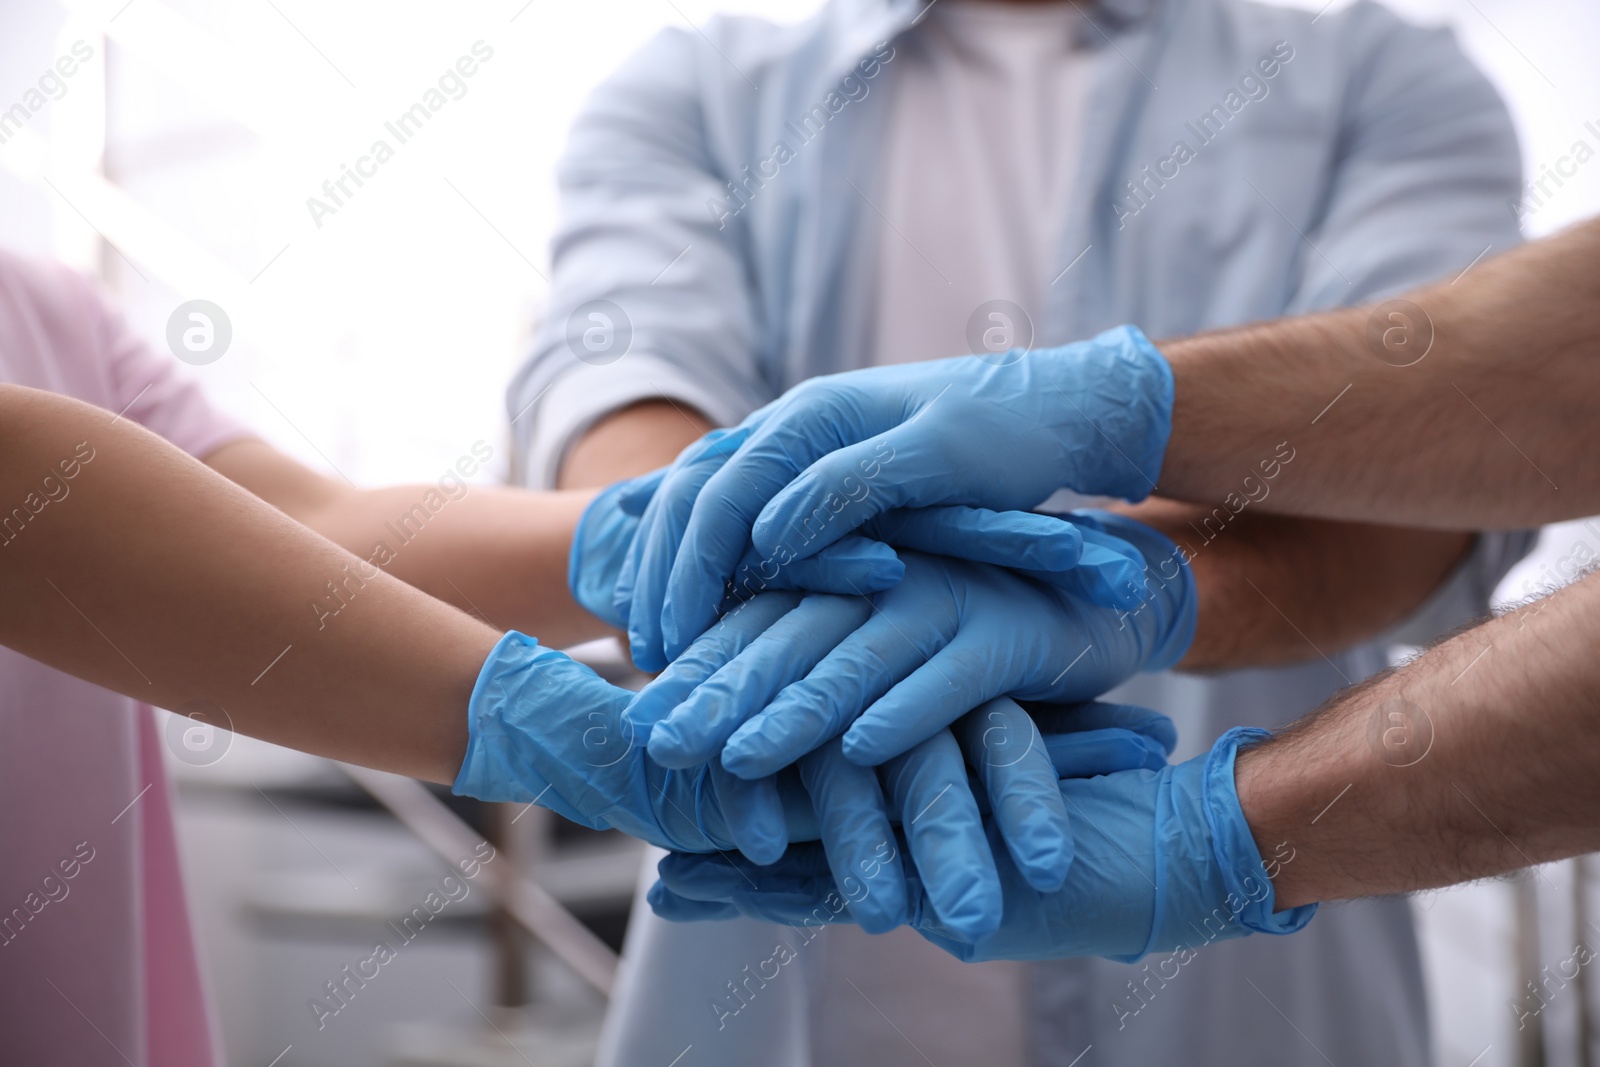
[869,0,1092,365]
[816,6,1096,1067]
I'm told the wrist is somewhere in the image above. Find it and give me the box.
[1230,739,1315,909]
[1143,730,1315,957]
[1203,729,1317,931]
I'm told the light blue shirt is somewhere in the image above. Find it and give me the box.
[511,0,1521,485]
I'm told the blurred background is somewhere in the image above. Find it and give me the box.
[0,0,1596,1064]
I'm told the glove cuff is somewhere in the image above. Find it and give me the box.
[568,480,637,629]
[456,632,547,799]
[451,632,597,829]
[1203,727,1318,936]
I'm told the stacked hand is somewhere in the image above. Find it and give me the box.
[613,325,1174,670]
[512,325,1313,962]
[636,510,1196,779]
[649,728,1317,963]
[451,623,1176,938]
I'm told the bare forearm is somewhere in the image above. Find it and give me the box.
[308,484,597,642]
[1122,499,1471,671]
[1236,568,1600,908]
[207,439,610,646]
[1158,218,1600,527]
[0,386,497,784]
[558,399,712,489]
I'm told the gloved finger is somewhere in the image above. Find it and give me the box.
[728,536,904,605]
[1044,729,1170,776]
[657,843,833,900]
[661,379,917,660]
[749,426,935,561]
[708,762,789,866]
[645,883,742,923]
[882,730,1001,942]
[650,594,872,768]
[654,843,872,930]
[1024,526,1148,610]
[657,839,924,931]
[620,427,751,671]
[839,634,1016,766]
[721,600,954,780]
[626,591,802,737]
[866,506,1084,572]
[649,875,846,928]
[1027,700,1178,758]
[799,739,908,934]
[616,466,668,516]
[656,429,821,661]
[955,698,1073,892]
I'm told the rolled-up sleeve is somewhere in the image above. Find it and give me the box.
[508,25,775,487]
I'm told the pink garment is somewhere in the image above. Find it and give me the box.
[0,250,250,1066]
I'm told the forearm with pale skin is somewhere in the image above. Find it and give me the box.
[1121,499,1472,671]
[205,439,607,647]
[1236,567,1600,909]
[1158,217,1600,528]
[0,385,498,785]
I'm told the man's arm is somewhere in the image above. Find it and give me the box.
[0,384,496,784]
[1236,566,1600,907]
[1159,218,1600,528]
[1122,500,1472,671]
[567,406,1475,673]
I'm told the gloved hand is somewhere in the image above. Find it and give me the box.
[453,631,802,860]
[616,325,1172,666]
[642,510,1196,779]
[569,465,905,631]
[627,589,1174,938]
[649,727,1317,963]
[451,624,1175,941]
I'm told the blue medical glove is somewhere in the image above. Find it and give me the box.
[645,510,1196,779]
[625,591,1172,939]
[648,728,1317,963]
[622,325,1172,664]
[452,631,805,865]
[575,455,1128,664]
[570,466,905,631]
[568,469,661,628]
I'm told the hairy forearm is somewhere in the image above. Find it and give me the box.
[559,399,712,489]
[0,386,498,784]
[1122,499,1471,671]
[1158,218,1600,528]
[1236,568,1600,908]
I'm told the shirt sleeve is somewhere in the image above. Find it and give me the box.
[90,280,254,461]
[1288,3,1524,310]
[506,25,776,487]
